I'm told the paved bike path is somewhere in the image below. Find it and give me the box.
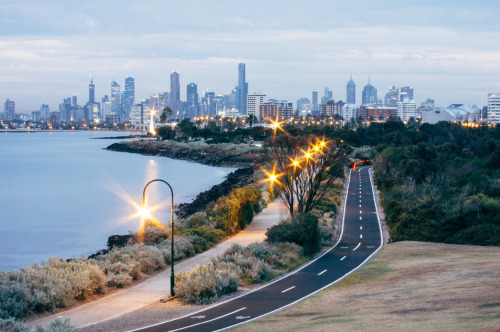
[31,199,289,329]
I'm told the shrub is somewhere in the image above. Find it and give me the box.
[181,226,224,253]
[174,262,240,304]
[0,317,29,332]
[35,318,75,332]
[266,213,321,255]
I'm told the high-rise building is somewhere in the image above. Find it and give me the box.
[312,89,319,116]
[321,87,333,105]
[170,71,180,114]
[187,83,199,118]
[158,92,169,109]
[384,86,399,107]
[72,95,78,107]
[89,77,95,103]
[40,104,50,120]
[247,93,266,119]
[237,63,248,115]
[4,99,15,121]
[346,74,356,104]
[361,78,377,105]
[111,81,121,115]
[488,92,500,124]
[400,86,414,101]
[296,97,311,112]
[123,76,135,118]
[397,99,417,122]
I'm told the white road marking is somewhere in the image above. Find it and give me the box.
[360,234,363,239]
[360,216,362,220]
[170,307,247,331]
[360,210,362,213]
[359,204,361,207]
[340,256,346,261]
[360,226,363,230]
[318,269,327,276]
[353,243,361,251]
[191,315,206,319]
[340,246,348,248]
[281,286,296,293]
[367,246,376,248]
[235,316,251,320]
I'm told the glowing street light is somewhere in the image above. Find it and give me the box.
[263,166,283,190]
[142,179,175,297]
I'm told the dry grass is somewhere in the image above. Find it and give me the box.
[234,241,500,332]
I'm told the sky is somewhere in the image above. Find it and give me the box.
[1,0,500,113]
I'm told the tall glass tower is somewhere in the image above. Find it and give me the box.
[361,77,377,105]
[89,77,95,103]
[170,71,180,113]
[346,74,356,104]
[237,63,248,115]
[111,81,121,115]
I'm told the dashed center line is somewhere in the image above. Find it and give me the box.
[360,234,363,239]
[281,286,296,293]
[360,226,363,230]
[360,210,362,213]
[340,256,346,261]
[318,269,327,276]
[353,243,361,251]
[360,216,362,220]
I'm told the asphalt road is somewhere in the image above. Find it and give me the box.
[130,166,383,332]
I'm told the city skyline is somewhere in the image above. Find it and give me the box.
[1,0,499,112]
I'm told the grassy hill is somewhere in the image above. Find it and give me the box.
[234,241,500,332]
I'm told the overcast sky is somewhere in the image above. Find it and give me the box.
[1,0,499,112]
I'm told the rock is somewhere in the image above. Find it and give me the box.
[107,234,134,249]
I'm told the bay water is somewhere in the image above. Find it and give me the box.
[0,131,236,271]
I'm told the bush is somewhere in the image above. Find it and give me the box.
[0,317,29,332]
[181,226,224,253]
[266,213,321,255]
[174,262,240,304]
[35,318,75,332]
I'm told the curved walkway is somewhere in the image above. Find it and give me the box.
[31,199,289,329]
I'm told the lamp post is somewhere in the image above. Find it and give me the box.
[142,179,175,297]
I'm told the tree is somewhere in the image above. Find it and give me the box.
[162,107,173,121]
[160,110,167,123]
[247,114,256,128]
[265,132,350,215]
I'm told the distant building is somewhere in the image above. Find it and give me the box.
[397,99,417,122]
[312,89,319,116]
[247,93,266,119]
[279,101,294,119]
[85,78,100,121]
[122,76,135,119]
[400,86,414,100]
[170,71,180,114]
[319,100,338,118]
[187,83,199,118]
[321,87,333,105]
[259,101,282,122]
[358,105,398,121]
[342,104,358,122]
[361,78,377,105]
[296,97,310,112]
[346,75,356,104]
[130,104,145,125]
[40,104,50,120]
[111,81,121,115]
[487,93,500,124]
[4,99,15,121]
[237,63,248,115]
[158,92,169,109]
[421,104,480,124]
[384,86,399,107]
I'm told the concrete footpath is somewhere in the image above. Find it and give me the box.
[31,199,289,329]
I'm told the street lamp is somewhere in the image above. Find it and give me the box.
[142,179,175,297]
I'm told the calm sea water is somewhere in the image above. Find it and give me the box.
[0,131,236,271]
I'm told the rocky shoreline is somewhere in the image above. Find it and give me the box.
[106,140,268,167]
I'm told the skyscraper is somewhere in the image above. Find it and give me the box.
[187,83,199,118]
[247,93,266,119]
[346,74,356,104]
[170,71,180,114]
[111,81,121,115]
[312,89,319,116]
[487,92,500,124]
[361,78,377,105]
[4,99,15,121]
[89,77,95,103]
[400,86,414,101]
[123,76,135,120]
[321,87,333,104]
[237,63,248,114]
[384,86,399,107]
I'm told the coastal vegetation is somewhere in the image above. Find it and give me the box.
[0,184,267,323]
